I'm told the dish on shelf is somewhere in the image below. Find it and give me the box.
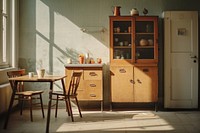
[124,41,129,46]
[119,42,123,46]
[148,39,153,45]
[139,39,148,46]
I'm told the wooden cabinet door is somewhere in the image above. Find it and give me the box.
[135,16,158,64]
[134,66,158,102]
[110,66,134,102]
[109,16,134,65]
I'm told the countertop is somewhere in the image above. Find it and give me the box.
[65,63,104,68]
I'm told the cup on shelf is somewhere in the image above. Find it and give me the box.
[148,39,154,45]
[116,56,120,59]
[114,38,119,42]
[124,41,128,46]
[128,27,131,33]
[116,27,120,33]
[119,42,123,46]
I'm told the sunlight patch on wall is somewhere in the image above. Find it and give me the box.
[36,34,49,70]
[36,0,50,40]
[35,0,108,68]
[53,12,108,63]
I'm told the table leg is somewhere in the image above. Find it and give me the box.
[46,82,53,133]
[3,81,17,129]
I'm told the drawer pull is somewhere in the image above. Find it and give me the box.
[89,72,97,76]
[90,94,96,97]
[90,84,96,87]
[119,68,126,73]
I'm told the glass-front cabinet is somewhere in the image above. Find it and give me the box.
[110,16,158,64]
[110,16,159,110]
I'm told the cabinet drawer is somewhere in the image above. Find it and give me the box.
[84,81,102,100]
[85,91,102,100]
[85,80,102,90]
[84,70,102,80]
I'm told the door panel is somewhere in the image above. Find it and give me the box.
[171,20,192,52]
[134,67,158,102]
[110,66,134,102]
[164,11,198,108]
[171,53,192,100]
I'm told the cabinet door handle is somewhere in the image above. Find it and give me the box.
[137,79,142,84]
[89,72,97,76]
[130,79,135,84]
[119,68,126,73]
[90,94,96,97]
[90,84,96,87]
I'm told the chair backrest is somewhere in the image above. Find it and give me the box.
[66,71,82,96]
[7,69,26,92]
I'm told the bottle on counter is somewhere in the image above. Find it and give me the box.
[79,54,84,64]
[85,53,90,64]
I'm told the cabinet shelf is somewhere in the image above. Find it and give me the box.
[114,46,131,48]
[136,46,154,48]
[136,33,154,35]
[114,33,132,35]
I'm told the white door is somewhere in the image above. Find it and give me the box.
[164,11,198,108]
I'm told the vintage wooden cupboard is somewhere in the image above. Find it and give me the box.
[109,16,158,110]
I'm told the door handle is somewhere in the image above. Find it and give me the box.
[191,55,197,59]
[191,55,198,63]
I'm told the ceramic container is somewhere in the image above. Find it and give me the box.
[140,39,148,46]
[130,8,139,16]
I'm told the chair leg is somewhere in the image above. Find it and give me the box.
[67,98,74,122]
[20,99,24,116]
[65,98,70,116]
[55,95,59,118]
[40,94,45,118]
[75,97,82,118]
[29,97,33,122]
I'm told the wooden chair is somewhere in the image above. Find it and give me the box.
[52,71,82,122]
[7,69,45,121]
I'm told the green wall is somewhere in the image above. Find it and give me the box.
[19,0,200,109]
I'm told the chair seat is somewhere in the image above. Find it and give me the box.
[16,90,44,96]
[52,91,77,97]
[52,91,63,95]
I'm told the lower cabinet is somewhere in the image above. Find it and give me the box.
[65,65,103,110]
[110,65,158,103]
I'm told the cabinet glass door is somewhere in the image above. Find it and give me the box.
[112,20,132,60]
[135,17,158,63]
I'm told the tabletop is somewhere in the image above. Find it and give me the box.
[8,75,67,82]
